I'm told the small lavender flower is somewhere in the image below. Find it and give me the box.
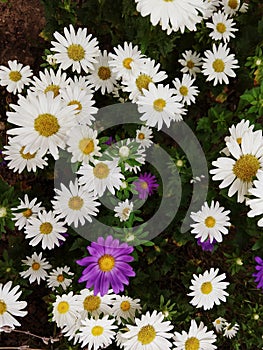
[134,172,159,200]
[253,256,263,290]
[197,237,216,252]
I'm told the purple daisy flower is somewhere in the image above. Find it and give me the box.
[253,256,263,290]
[76,235,135,296]
[134,172,159,200]
[197,237,216,252]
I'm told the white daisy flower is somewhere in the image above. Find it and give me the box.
[114,199,134,222]
[203,0,221,19]
[202,43,239,85]
[47,266,74,291]
[78,314,118,349]
[137,83,186,130]
[88,50,118,95]
[108,42,145,81]
[247,170,263,227]
[69,74,94,94]
[24,210,67,250]
[46,54,57,66]
[206,11,238,43]
[60,84,98,125]
[172,74,199,105]
[135,0,206,33]
[136,125,153,149]
[121,310,174,349]
[221,0,240,16]
[50,24,100,74]
[30,68,71,97]
[174,319,217,350]
[0,281,27,328]
[178,50,202,78]
[7,91,76,160]
[66,125,101,164]
[122,58,168,102]
[0,60,33,94]
[3,137,48,174]
[76,288,115,319]
[223,322,239,338]
[77,158,125,197]
[210,131,263,203]
[20,252,52,285]
[11,194,44,230]
[188,268,229,310]
[190,200,231,243]
[213,317,227,332]
[111,295,141,325]
[61,316,82,345]
[51,179,100,228]
[52,291,81,328]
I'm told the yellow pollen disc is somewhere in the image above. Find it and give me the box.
[153,98,166,112]
[137,325,156,345]
[83,295,101,311]
[204,216,216,228]
[22,208,33,218]
[98,66,111,80]
[93,162,110,179]
[34,113,60,137]
[185,336,200,350]
[216,22,226,34]
[98,254,115,272]
[32,262,40,271]
[79,138,95,155]
[57,301,69,314]
[216,319,221,324]
[9,70,22,82]
[179,85,189,96]
[201,281,213,294]
[0,300,7,315]
[57,274,65,282]
[39,222,53,235]
[140,181,148,189]
[20,146,36,160]
[163,0,174,2]
[138,132,145,140]
[186,60,195,69]
[120,300,131,311]
[236,137,242,144]
[136,74,153,92]
[68,196,84,210]
[68,100,82,112]
[91,325,104,336]
[233,154,260,182]
[44,84,60,97]
[228,0,238,9]
[123,57,133,69]
[212,59,225,73]
[67,44,85,61]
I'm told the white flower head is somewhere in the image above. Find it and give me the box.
[0,60,33,94]
[136,125,153,149]
[52,291,81,328]
[114,199,134,222]
[178,50,202,77]
[213,317,227,332]
[206,11,238,43]
[223,322,239,338]
[111,295,141,325]
[221,0,240,16]
[172,74,199,105]
[47,266,74,291]
[20,252,52,285]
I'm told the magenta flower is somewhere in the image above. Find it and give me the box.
[253,256,263,291]
[134,172,159,200]
[76,235,135,296]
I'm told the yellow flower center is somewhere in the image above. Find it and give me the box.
[153,98,166,112]
[39,222,53,235]
[216,319,221,324]
[212,59,225,73]
[123,57,133,69]
[216,23,226,34]
[57,274,65,282]
[136,74,153,93]
[68,196,84,210]
[20,146,36,160]
[233,154,260,182]
[32,262,40,270]
[204,216,216,228]
[137,325,156,345]
[22,208,33,218]
[93,162,110,179]
[83,295,101,311]
[137,132,145,140]
[185,337,200,350]
[9,70,22,82]
[120,300,131,311]
[228,0,238,9]
[68,100,82,112]
[163,0,174,2]
[201,281,213,294]
[91,325,104,336]
[98,254,115,272]
[67,44,85,61]
[236,137,242,144]
[140,181,148,189]
[44,84,60,97]
[98,66,111,80]
[186,60,195,69]
[79,138,95,155]
[57,301,69,314]
[34,113,60,137]
[0,300,7,315]
[179,85,189,96]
